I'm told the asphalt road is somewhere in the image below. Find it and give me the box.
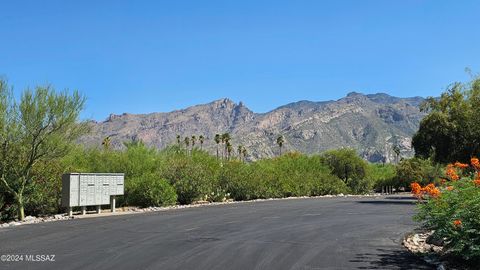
[0,195,433,270]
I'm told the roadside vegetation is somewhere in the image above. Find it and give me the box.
[410,77,480,265]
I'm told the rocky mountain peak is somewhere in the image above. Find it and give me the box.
[81,92,427,163]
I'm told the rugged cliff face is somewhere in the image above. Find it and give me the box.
[80,92,426,162]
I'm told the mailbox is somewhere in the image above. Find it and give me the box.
[61,173,124,216]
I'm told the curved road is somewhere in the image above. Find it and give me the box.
[0,195,432,270]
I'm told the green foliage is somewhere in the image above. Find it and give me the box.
[415,176,480,262]
[321,148,369,193]
[220,153,348,200]
[367,163,396,190]
[127,174,177,207]
[395,158,442,188]
[413,77,480,163]
[0,80,88,220]
[159,148,221,204]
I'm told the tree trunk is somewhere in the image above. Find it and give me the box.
[16,194,25,221]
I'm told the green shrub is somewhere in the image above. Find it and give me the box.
[395,158,442,188]
[127,174,177,207]
[367,163,396,190]
[321,148,369,193]
[159,148,220,204]
[415,178,480,262]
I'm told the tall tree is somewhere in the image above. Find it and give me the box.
[321,148,367,193]
[214,134,221,160]
[226,142,233,160]
[241,147,248,163]
[184,137,190,155]
[392,145,401,164]
[191,135,196,151]
[412,77,480,163]
[199,135,204,150]
[176,134,181,145]
[222,133,231,161]
[0,80,88,220]
[276,135,284,156]
[237,145,243,160]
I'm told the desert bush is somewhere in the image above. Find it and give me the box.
[414,160,480,262]
[321,148,369,193]
[158,148,220,204]
[367,163,396,190]
[395,158,442,188]
[127,174,177,207]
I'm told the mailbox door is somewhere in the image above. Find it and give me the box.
[86,175,96,205]
[69,174,80,207]
[79,175,87,206]
[101,175,110,205]
[116,175,124,195]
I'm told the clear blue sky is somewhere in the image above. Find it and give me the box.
[1,1,479,120]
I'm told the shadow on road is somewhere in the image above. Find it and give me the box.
[351,248,434,269]
[355,200,417,205]
[384,196,416,200]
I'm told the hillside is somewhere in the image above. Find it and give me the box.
[80,92,425,162]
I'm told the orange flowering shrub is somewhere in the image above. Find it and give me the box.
[446,164,460,181]
[410,182,441,198]
[410,182,422,196]
[415,160,480,261]
[454,161,469,169]
[471,157,480,170]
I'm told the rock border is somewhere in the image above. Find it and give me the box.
[403,230,447,270]
[0,193,383,229]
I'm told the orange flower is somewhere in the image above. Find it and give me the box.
[428,187,441,198]
[446,164,460,181]
[453,219,462,228]
[420,183,441,198]
[410,182,422,195]
[471,157,480,170]
[454,161,469,169]
[446,186,454,191]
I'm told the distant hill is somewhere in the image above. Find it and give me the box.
[80,92,426,162]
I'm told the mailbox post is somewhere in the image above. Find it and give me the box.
[61,173,124,217]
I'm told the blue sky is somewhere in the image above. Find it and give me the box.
[1,1,479,120]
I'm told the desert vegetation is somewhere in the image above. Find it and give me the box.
[409,77,480,265]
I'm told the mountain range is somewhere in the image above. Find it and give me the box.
[80,92,426,162]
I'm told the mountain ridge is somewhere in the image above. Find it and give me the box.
[80,92,426,162]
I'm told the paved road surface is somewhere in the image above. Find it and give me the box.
[0,195,433,270]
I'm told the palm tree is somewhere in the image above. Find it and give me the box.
[191,135,196,151]
[102,136,111,151]
[222,133,231,160]
[237,145,243,160]
[226,141,233,160]
[241,147,248,163]
[276,135,284,156]
[184,137,190,155]
[393,145,401,164]
[199,135,205,150]
[214,134,221,160]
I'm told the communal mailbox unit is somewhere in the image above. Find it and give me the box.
[61,173,124,216]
